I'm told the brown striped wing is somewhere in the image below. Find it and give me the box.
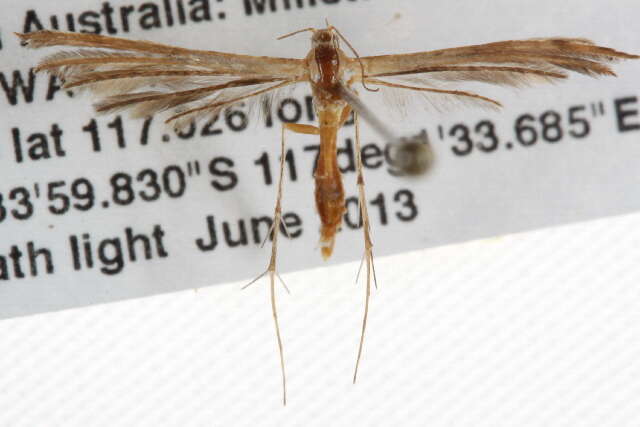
[356,38,638,110]
[17,31,308,130]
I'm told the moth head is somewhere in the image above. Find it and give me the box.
[277,26,340,50]
[312,29,338,48]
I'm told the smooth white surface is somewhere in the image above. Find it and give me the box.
[1,213,639,426]
[0,0,639,425]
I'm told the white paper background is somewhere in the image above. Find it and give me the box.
[0,0,639,425]
[2,0,640,318]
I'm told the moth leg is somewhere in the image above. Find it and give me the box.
[283,123,320,135]
[352,112,378,384]
[339,105,353,128]
[243,122,318,406]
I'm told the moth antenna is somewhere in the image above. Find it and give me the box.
[277,27,316,40]
[331,26,379,92]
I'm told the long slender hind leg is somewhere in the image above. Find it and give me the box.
[244,122,319,406]
[352,112,378,384]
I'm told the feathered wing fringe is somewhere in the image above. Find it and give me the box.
[361,38,639,86]
[16,31,307,130]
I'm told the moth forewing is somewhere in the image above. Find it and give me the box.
[355,38,638,117]
[18,30,306,76]
[359,38,638,79]
[16,30,307,131]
